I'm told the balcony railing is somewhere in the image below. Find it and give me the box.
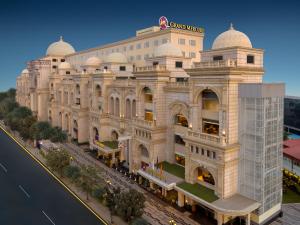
[187,130,222,145]
[166,82,190,88]
[134,65,167,72]
[133,118,155,129]
[193,59,237,68]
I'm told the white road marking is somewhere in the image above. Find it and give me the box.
[0,162,8,173]
[42,210,56,225]
[18,185,30,198]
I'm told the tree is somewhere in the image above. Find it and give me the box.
[92,186,106,202]
[0,97,18,119]
[105,186,121,213]
[79,165,103,200]
[30,121,53,140]
[45,149,71,176]
[19,116,37,140]
[130,217,149,225]
[114,189,145,222]
[63,165,81,182]
[49,126,67,143]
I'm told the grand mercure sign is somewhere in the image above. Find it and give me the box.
[159,16,204,33]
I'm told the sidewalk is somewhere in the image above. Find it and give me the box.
[63,142,201,225]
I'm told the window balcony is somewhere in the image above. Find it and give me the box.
[187,130,225,146]
[133,118,155,129]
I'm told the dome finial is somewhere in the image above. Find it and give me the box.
[60,36,63,41]
[229,23,234,30]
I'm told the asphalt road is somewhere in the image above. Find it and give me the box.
[0,128,105,225]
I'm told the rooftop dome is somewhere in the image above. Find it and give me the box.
[85,56,102,67]
[58,62,72,70]
[212,24,252,50]
[22,69,29,74]
[105,52,128,63]
[46,36,75,56]
[154,41,183,57]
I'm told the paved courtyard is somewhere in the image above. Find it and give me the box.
[270,204,300,225]
[62,143,200,225]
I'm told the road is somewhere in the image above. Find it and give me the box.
[0,128,105,225]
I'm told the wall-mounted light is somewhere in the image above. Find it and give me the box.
[189,123,193,129]
[222,130,226,136]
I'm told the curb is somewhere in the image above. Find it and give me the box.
[0,124,108,225]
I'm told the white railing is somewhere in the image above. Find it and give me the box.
[193,59,237,68]
[166,82,190,88]
[133,118,155,128]
[135,65,167,72]
[187,130,221,144]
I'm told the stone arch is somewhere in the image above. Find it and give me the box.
[191,163,217,186]
[139,144,149,158]
[168,101,190,125]
[125,98,131,118]
[111,130,119,141]
[193,87,222,105]
[93,127,99,141]
[65,113,70,132]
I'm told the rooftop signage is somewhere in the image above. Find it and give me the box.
[159,16,204,33]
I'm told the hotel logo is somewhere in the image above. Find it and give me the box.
[159,16,204,33]
[159,16,169,30]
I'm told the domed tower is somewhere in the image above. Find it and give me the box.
[199,23,264,83]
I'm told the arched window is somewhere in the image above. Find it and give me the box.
[132,99,136,117]
[140,145,149,158]
[115,98,120,116]
[93,127,99,141]
[110,97,114,115]
[202,89,219,111]
[196,167,215,186]
[95,85,101,97]
[174,114,188,127]
[126,99,131,118]
[142,87,152,103]
[75,84,80,95]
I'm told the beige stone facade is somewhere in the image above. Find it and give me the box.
[16,23,283,225]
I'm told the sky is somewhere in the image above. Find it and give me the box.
[0,0,299,95]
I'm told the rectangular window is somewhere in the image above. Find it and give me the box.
[153,61,159,66]
[213,55,223,61]
[207,150,210,158]
[191,145,194,153]
[189,52,196,58]
[178,38,185,45]
[52,65,57,69]
[213,152,216,159]
[189,40,196,46]
[52,58,57,62]
[144,42,149,48]
[202,119,219,135]
[66,71,70,74]
[119,66,126,71]
[247,55,255,64]
[60,59,65,62]
[154,40,159,46]
[196,147,199,154]
[201,148,204,155]
[136,43,141,49]
[175,61,183,68]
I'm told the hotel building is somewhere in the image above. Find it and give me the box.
[16,20,284,225]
